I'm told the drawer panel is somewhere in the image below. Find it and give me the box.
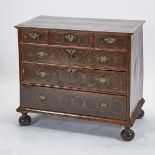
[94,33,128,50]
[22,63,127,94]
[50,31,93,47]
[20,29,48,43]
[21,44,127,70]
[21,85,127,120]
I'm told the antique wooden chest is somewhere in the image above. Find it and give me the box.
[15,16,145,141]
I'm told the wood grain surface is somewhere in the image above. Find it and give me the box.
[15,15,144,33]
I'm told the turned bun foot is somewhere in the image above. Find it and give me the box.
[120,128,135,141]
[19,113,31,126]
[137,109,144,119]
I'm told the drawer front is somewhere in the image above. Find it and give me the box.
[50,31,92,47]
[21,85,127,120]
[20,30,48,43]
[94,33,128,50]
[21,44,127,70]
[22,63,127,94]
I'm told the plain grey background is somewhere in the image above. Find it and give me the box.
[0,0,155,155]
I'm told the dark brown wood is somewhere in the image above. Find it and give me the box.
[50,30,93,47]
[120,127,135,141]
[20,85,127,120]
[20,29,48,44]
[17,107,131,127]
[94,33,128,50]
[137,109,144,119]
[20,43,127,70]
[126,35,131,120]
[21,62,127,94]
[130,98,145,126]
[16,97,144,128]
[15,16,145,141]
[19,113,31,126]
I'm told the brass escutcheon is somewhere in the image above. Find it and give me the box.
[66,49,76,55]
[28,32,39,40]
[66,49,77,58]
[38,71,48,78]
[98,102,111,110]
[38,95,47,103]
[98,56,110,63]
[65,34,76,42]
[36,51,48,58]
[104,37,116,44]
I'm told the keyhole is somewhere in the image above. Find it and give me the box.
[67,68,76,73]
[68,35,73,41]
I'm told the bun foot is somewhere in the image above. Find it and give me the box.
[137,109,144,119]
[19,113,31,126]
[120,128,135,141]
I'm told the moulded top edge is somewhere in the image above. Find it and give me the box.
[15,15,145,34]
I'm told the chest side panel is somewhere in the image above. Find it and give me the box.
[130,26,143,116]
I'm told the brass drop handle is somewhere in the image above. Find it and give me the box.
[98,56,110,63]
[104,37,116,44]
[66,49,76,55]
[98,102,111,110]
[38,95,47,103]
[37,71,48,78]
[97,77,108,85]
[25,32,40,40]
[36,51,48,58]
[64,34,76,42]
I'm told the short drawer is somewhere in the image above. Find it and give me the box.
[21,63,127,94]
[21,85,127,120]
[20,29,48,43]
[94,33,128,50]
[50,31,93,47]
[21,44,127,70]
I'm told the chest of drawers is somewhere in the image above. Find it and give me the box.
[15,16,145,141]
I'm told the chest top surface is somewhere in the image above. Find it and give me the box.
[15,15,145,33]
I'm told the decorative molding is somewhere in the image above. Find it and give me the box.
[129,98,145,126]
[16,107,130,127]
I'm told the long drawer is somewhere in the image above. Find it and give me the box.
[21,44,127,70]
[21,62,127,94]
[21,85,127,120]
